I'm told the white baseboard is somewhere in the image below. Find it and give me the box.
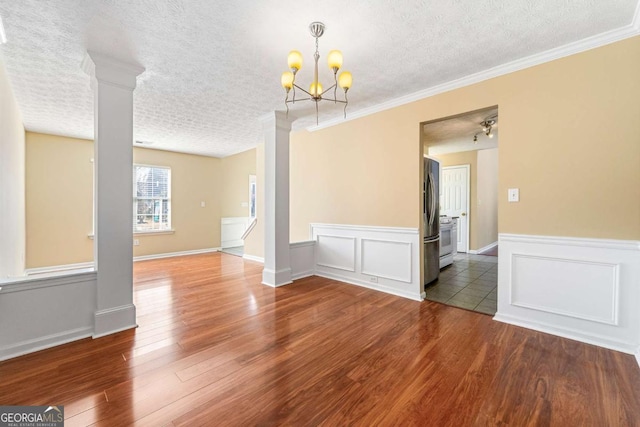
[468,241,498,255]
[315,270,423,302]
[93,304,137,338]
[310,223,423,301]
[494,312,638,355]
[636,348,640,368]
[25,262,95,276]
[262,268,292,287]
[22,249,222,273]
[496,233,640,357]
[291,270,314,280]
[0,326,93,362]
[243,254,264,263]
[133,247,220,262]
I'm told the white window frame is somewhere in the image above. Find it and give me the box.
[133,164,173,234]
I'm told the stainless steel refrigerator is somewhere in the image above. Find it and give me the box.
[424,157,440,285]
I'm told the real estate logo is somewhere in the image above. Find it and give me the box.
[0,405,64,427]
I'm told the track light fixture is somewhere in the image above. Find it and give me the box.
[474,115,498,142]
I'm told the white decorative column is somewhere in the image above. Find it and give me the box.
[260,111,295,287]
[82,51,145,337]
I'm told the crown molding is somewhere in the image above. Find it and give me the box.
[0,15,7,44]
[308,19,640,132]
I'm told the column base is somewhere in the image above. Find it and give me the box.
[262,267,293,287]
[93,304,137,338]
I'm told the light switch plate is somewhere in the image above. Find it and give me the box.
[508,188,519,202]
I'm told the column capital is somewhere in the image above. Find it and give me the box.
[259,111,295,132]
[82,51,145,90]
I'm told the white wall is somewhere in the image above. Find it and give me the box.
[0,61,25,278]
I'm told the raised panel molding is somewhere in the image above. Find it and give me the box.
[361,239,412,283]
[316,235,356,272]
[311,224,422,301]
[509,254,619,325]
[495,233,640,357]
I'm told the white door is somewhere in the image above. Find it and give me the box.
[441,165,470,253]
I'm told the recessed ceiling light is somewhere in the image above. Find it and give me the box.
[0,15,7,44]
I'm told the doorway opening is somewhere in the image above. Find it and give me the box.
[420,106,499,315]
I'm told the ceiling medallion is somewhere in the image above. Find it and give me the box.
[280,22,352,125]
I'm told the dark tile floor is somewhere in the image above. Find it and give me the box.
[425,253,498,315]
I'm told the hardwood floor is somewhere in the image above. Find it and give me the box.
[1,252,639,426]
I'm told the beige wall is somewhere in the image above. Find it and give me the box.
[26,133,94,268]
[0,61,26,277]
[244,143,264,258]
[220,148,256,218]
[25,133,224,267]
[288,36,640,244]
[476,148,498,249]
[289,109,419,241]
[132,147,221,257]
[431,151,479,250]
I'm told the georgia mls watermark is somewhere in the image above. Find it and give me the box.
[0,406,64,427]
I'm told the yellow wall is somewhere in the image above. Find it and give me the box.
[288,36,640,243]
[0,61,26,277]
[220,148,256,218]
[431,151,479,250]
[477,148,499,249]
[26,133,94,268]
[25,133,224,267]
[132,147,221,257]
[244,143,264,258]
[289,108,419,241]
[431,148,499,251]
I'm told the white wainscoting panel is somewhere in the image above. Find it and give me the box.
[290,241,316,280]
[221,217,250,248]
[0,272,97,361]
[361,239,412,283]
[495,233,640,356]
[510,254,618,325]
[311,224,423,301]
[316,235,356,272]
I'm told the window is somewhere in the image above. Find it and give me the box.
[133,165,171,232]
[249,174,256,219]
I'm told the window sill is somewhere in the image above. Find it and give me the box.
[87,229,175,239]
[134,229,175,236]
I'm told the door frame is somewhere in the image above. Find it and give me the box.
[442,164,470,253]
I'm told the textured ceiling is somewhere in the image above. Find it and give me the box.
[423,107,498,143]
[0,1,638,157]
[424,107,499,155]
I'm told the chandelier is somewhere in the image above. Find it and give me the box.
[280,22,352,125]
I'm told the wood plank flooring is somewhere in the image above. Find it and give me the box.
[1,252,639,426]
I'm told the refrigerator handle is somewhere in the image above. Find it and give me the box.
[423,181,427,215]
[428,172,436,227]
